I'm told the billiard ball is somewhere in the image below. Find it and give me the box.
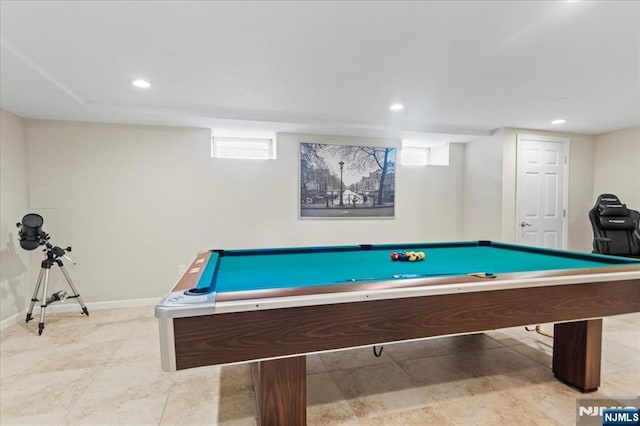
[392,250,427,261]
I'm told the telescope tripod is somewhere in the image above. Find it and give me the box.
[26,246,89,335]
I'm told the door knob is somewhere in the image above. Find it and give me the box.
[520,221,532,228]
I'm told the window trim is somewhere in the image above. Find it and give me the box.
[211,136,276,160]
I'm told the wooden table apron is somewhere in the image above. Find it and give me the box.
[170,278,640,425]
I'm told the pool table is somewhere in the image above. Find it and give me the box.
[155,240,640,425]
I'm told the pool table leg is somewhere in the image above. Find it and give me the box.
[254,356,307,425]
[552,319,602,392]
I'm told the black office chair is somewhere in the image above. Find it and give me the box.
[589,194,640,258]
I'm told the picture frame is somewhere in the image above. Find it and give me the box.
[299,142,396,218]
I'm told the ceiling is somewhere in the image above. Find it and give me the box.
[1,1,639,141]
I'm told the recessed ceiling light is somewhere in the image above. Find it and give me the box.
[390,103,404,111]
[132,79,151,89]
[551,119,567,125]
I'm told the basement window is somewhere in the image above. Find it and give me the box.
[400,146,430,166]
[211,137,276,160]
[400,141,449,166]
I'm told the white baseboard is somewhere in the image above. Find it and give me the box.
[0,312,22,332]
[0,297,160,332]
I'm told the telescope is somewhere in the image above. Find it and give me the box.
[16,213,89,335]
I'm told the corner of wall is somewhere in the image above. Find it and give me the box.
[0,109,33,322]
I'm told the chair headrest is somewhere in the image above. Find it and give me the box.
[596,194,622,204]
[598,216,635,230]
[598,203,629,217]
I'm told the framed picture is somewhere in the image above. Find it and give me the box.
[299,142,396,218]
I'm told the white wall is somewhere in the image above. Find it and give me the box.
[0,109,31,321]
[11,116,631,317]
[461,127,596,251]
[21,121,465,305]
[593,126,640,210]
[461,133,503,241]
[279,133,465,245]
[566,134,598,252]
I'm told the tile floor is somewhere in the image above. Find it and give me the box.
[0,307,638,425]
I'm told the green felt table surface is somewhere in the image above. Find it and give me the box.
[196,241,639,293]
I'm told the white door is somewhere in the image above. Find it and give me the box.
[515,134,569,249]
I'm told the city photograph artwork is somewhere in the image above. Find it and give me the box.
[299,142,396,218]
